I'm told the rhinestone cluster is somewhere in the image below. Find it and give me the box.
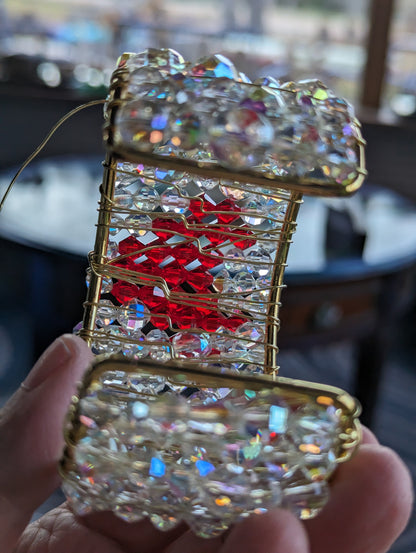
[63,366,343,536]
[109,48,362,185]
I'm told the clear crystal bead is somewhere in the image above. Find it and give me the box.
[172,332,211,358]
[145,329,172,362]
[118,301,150,331]
[96,300,118,328]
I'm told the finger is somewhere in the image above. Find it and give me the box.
[163,510,309,553]
[82,511,187,553]
[220,510,309,553]
[361,426,379,445]
[15,504,124,553]
[304,444,414,553]
[0,334,93,552]
[163,528,222,553]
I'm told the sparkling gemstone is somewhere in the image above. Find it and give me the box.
[191,54,239,80]
[114,187,134,209]
[96,300,118,327]
[128,48,187,75]
[245,249,273,278]
[116,99,171,151]
[184,267,214,292]
[161,187,190,213]
[109,215,124,236]
[223,248,246,273]
[145,329,172,362]
[111,281,140,304]
[121,331,149,360]
[233,270,256,293]
[169,107,203,150]
[132,183,160,212]
[172,332,211,358]
[118,236,144,259]
[86,270,113,294]
[126,66,165,97]
[125,214,152,236]
[210,107,274,169]
[118,301,150,331]
[282,480,330,519]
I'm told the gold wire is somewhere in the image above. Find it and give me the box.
[0,99,105,213]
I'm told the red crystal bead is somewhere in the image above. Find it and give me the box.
[198,250,223,270]
[188,198,206,222]
[111,256,137,272]
[111,281,140,303]
[145,245,171,264]
[205,198,240,224]
[152,218,189,242]
[170,304,202,329]
[233,227,256,250]
[137,286,167,311]
[150,312,170,330]
[223,315,249,331]
[200,312,228,332]
[184,268,214,291]
[171,243,200,264]
[118,236,144,259]
[202,228,229,247]
[162,261,186,287]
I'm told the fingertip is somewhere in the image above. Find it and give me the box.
[221,509,309,553]
[305,443,414,553]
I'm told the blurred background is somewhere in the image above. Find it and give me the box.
[0,1,416,551]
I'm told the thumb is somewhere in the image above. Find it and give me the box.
[0,334,93,552]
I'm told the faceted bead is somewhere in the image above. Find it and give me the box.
[210,107,274,170]
[118,236,144,259]
[116,99,171,151]
[121,331,149,360]
[162,261,186,288]
[205,198,240,224]
[198,251,222,270]
[169,107,203,150]
[184,268,214,291]
[132,183,160,212]
[145,329,172,362]
[172,332,211,358]
[232,228,256,250]
[125,214,152,237]
[171,243,199,264]
[118,301,150,331]
[109,215,124,236]
[96,300,118,327]
[152,218,188,242]
[223,248,246,273]
[127,66,165,97]
[200,313,228,332]
[127,48,187,75]
[111,281,140,304]
[170,305,202,329]
[114,187,134,209]
[233,271,256,293]
[191,54,239,80]
[245,249,272,278]
[161,187,190,214]
[137,285,167,311]
[282,480,330,520]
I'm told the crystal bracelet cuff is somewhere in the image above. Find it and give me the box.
[60,47,365,537]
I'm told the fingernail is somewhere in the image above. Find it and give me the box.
[22,336,73,390]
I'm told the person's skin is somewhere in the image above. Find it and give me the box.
[0,334,413,553]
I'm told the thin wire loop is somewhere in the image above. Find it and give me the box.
[0,99,105,213]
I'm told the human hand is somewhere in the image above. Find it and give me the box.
[0,334,413,553]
